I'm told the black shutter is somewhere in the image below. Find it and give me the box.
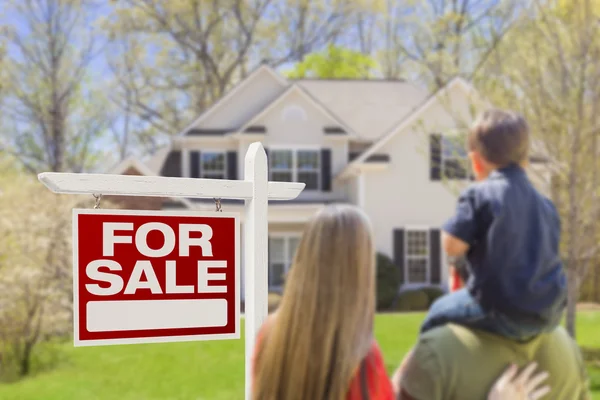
[430,134,442,181]
[429,229,442,284]
[227,151,238,180]
[190,151,201,178]
[393,229,405,285]
[160,150,182,177]
[321,148,332,191]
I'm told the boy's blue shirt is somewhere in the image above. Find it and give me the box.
[443,164,567,323]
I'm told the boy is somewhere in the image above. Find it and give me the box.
[421,109,567,341]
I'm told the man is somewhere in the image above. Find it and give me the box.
[393,258,591,400]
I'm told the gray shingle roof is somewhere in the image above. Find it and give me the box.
[296,79,428,141]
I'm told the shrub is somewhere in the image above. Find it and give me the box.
[376,253,401,311]
[421,286,447,307]
[395,290,430,312]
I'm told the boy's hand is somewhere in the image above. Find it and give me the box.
[442,231,469,257]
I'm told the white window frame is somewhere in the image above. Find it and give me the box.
[404,227,430,284]
[441,133,469,180]
[268,146,321,191]
[268,233,302,291]
[269,149,294,184]
[200,151,226,179]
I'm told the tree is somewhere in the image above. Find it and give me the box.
[102,0,362,143]
[477,0,600,338]
[285,44,379,78]
[372,0,523,88]
[0,169,76,378]
[1,0,108,173]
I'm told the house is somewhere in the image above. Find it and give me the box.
[109,65,550,298]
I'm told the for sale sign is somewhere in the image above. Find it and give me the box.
[72,209,240,346]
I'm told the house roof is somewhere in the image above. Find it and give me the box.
[335,77,484,180]
[176,64,288,136]
[297,79,429,141]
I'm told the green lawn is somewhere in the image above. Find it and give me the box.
[0,312,598,400]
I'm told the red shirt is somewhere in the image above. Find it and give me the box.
[252,319,394,400]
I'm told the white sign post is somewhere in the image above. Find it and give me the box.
[38,142,304,400]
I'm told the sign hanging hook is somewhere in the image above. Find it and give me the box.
[214,198,222,212]
[93,193,102,209]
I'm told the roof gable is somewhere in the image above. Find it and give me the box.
[236,83,358,137]
[178,65,288,136]
[297,79,428,141]
[337,77,488,179]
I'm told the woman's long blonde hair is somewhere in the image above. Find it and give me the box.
[252,204,376,400]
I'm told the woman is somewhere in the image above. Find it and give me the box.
[251,205,549,400]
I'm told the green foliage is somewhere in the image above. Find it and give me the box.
[286,45,379,79]
[0,313,596,399]
[395,289,430,312]
[420,286,446,307]
[376,252,401,311]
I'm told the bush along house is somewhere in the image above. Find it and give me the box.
[108,65,551,303]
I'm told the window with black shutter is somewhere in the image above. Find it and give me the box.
[321,149,331,192]
[431,133,471,181]
[404,229,429,284]
[429,229,442,284]
[430,134,442,181]
[227,151,238,180]
[393,229,405,285]
[267,149,322,190]
[190,151,200,178]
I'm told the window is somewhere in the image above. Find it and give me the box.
[405,229,429,284]
[269,235,301,289]
[269,149,320,190]
[297,150,319,190]
[270,150,293,183]
[441,135,469,180]
[201,152,225,179]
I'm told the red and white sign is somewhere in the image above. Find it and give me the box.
[72,209,240,346]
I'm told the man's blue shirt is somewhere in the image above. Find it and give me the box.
[443,164,567,323]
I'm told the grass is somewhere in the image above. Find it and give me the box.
[0,312,597,400]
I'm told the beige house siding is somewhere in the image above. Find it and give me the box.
[196,68,287,129]
[242,89,350,201]
[360,84,479,285]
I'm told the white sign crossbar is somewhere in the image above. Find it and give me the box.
[39,172,304,200]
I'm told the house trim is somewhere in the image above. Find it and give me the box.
[176,65,288,137]
[235,83,358,138]
[336,77,483,181]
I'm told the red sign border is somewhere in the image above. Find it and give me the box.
[72,208,241,347]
